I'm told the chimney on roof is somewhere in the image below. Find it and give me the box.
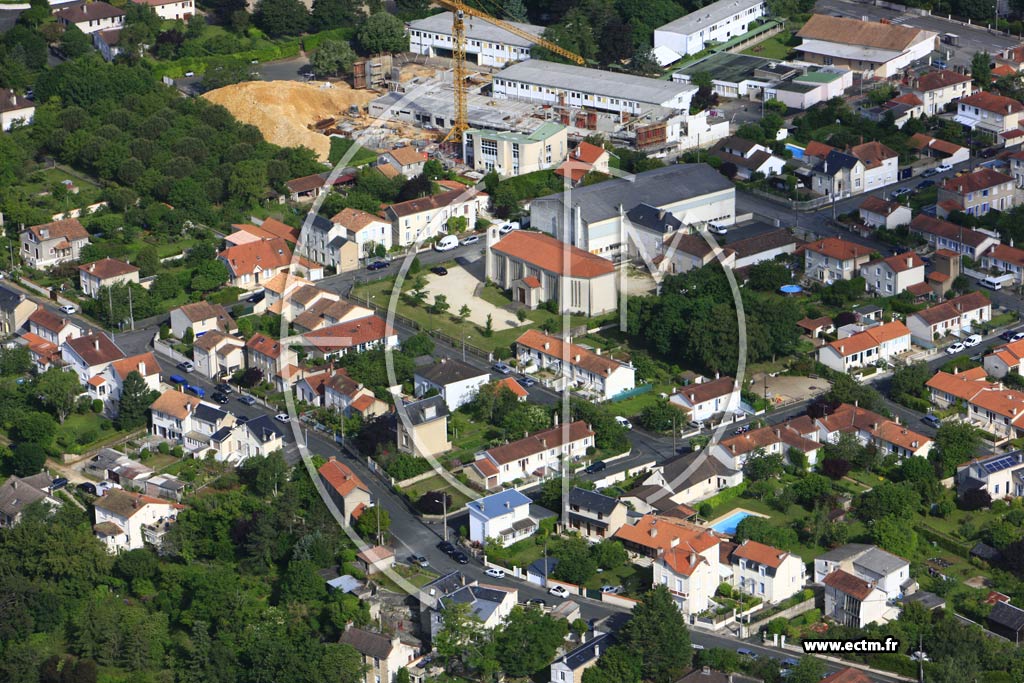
[543,342,550,350]
[690,549,696,566]
[649,526,657,538]
[93,338,100,351]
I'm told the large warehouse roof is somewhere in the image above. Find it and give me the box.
[407,11,543,48]
[656,0,764,37]
[496,60,697,107]
[532,164,734,224]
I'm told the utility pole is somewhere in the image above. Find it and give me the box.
[376,503,381,546]
[442,493,448,542]
[127,285,135,331]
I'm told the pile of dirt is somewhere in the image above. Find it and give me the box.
[203,80,379,161]
[399,64,437,82]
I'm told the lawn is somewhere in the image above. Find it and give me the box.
[742,33,796,60]
[401,473,475,511]
[484,536,547,570]
[373,562,439,592]
[352,277,607,355]
[448,412,497,465]
[329,137,378,167]
[20,167,104,216]
[54,412,129,454]
[609,386,671,420]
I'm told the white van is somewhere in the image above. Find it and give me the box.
[434,235,459,252]
[980,276,1004,290]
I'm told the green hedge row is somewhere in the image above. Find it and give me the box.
[302,27,356,52]
[917,523,971,557]
[149,41,302,79]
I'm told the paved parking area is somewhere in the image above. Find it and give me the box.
[758,373,830,404]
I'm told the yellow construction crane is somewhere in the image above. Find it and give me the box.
[437,0,585,143]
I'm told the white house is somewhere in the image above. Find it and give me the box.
[860,253,925,296]
[88,352,161,418]
[130,0,194,22]
[515,329,635,401]
[711,417,821,470]
[62,332,126,386]
[92,489,183,553]
[339,626,419,683]
[984,339,1024,378]
[407,11,543,67]
[386,187,486,249]
[328,208,392,258]
[858,195,912,230]
[955,91,1024,134]
[218,238,292,292]
[802,237,874,283]
[654,0,766,57]
[814,544,911,603]
[208,414,285,465]
[908,214,1000,260]
[981,244,1024,286]
[726,539,806,604]
[909,69,974,115]
[466,420,594,490]
[28,308,82,346]
[20,218,90,269]
[78,258,139,298]
[906,291,991,344]
[956,451,1024,500]
[708,136,786,180]
[822,569,890,628]
[468,489,536,548]
[0,89,34,131]
[650,525,721,616]
[169,301,237,340]
[422,572,518,643]
[670,375,739,423]
[55,1,125,35]
[549,632,614,683]
[0,473,62,527]
[414,358,490,411]
[192,331,245,380]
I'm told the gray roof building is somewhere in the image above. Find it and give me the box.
[407,11,543,48]
[0,474,59,527]
[416,358,489,386]
[403,395,450,426]
[568,487,620,516]
[533,164,734,226]
[656,0,765,39]
[495,60,698,109]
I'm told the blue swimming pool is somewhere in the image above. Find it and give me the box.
[711,510,754,535]
[785,143,805,159]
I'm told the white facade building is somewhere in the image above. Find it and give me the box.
[467,489,536,548]
[407,11,543,67]
[654,0,766,57]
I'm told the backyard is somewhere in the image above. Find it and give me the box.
[401,473,475,512]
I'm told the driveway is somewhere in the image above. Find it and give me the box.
[421,265,525,331]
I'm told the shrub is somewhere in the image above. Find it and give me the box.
[158,442,171,455]
[91,399,104,413]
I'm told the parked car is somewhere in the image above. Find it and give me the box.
[548,585,570,598]
[964,334,983,347]
[59,304,77,315]
[1001,329,1022,341]
[76,482,97,495]
[452,551,469,564]
[923,414,942,428]
[937,162,954,172]
[274,413,291,423]
[438,540,455,554]
[169,374,187,385]
[601,585,622,594]
[946,342,965,355]
[518,376,536,388]
[527,598,547,607]
[215,383,233,394]
[96,481,116,495]
[921,167,940,177]
[1012,332,1024,343]
[431,266,448,276]
[177,361,194,373]
[367,261,389,271]
[708,223,728,235]
[615,416,632,430]
[186,384,205,398]
[691,643,705,650]
[585,460,607,474]
[50,477,68,491]
[211,392,230,404]
[498,222,520,234]
[890,187,912,200]
[492,361,513,375]
[434,235,459,251]
[485,568,506,579]
[236,415,250,424]
[915,179,936,190]
[238,394,257,406]
[736,648,758,659]
[461,235,480,246]
[409,555,429,568]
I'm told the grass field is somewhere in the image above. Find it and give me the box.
[352,277,607,355]
[402,473,475,511]
[742,33,796,60]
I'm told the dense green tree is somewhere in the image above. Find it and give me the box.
[494,606,568,677]
[311,39,357,77]
[744,450,785,481]
[8,442,48,476]
[735,515,798,549]
[59,25,93,59]
[637,398,681,432]
[746,260,793,291]
[552,535,597,584]
[309,0,359,30]
[581,644,642,683]
[34,369,81,424]
[931,421,982,477]
[254,0,309,37]
[856,481,921,520]
[870,515,918,558]
[202,56,253,90]
[972,51,992,87]
[352,505,390,542]
[891,362,932,404]
[117,371,157,430]
[356,12,407,54]
[0,346,32,376]
[623,585,693,683]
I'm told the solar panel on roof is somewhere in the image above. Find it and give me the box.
[984,456,1017,473]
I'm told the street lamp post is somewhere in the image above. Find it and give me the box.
[462,334,471,362]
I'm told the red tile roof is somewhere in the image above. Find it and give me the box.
[986,243,1024,268]
[150,390,200,420]
[330,207,386,233]
[483,421,593,465]
[492,231,615,279]
[915,70,972,91]
[614,514,719,555]
[912,291,990,326]
[555,142,608,182]
[959,91,1024,114]
[820,668,873,683]
[385,146,427,167]
[823,569,878,600]
[247,333,283,359]
[802,237,873,261]
[871,251,924,273]
[318,458,369,497]
[851,141,898,169]
[302,316,394,353]
[516,329,624,377]
[826,321,910,357]
[386,188,481,218]
[219,238,292,277]
[674,376,736,406]
[64,333,124,367]
[110,352,160,380]
[859,195,902,216]
[25,218,88,243]
[940,168,1013,195]
[496,377,528,398]
[731,539,792,568]
[28,308,71,334]
[78,258,138,280]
